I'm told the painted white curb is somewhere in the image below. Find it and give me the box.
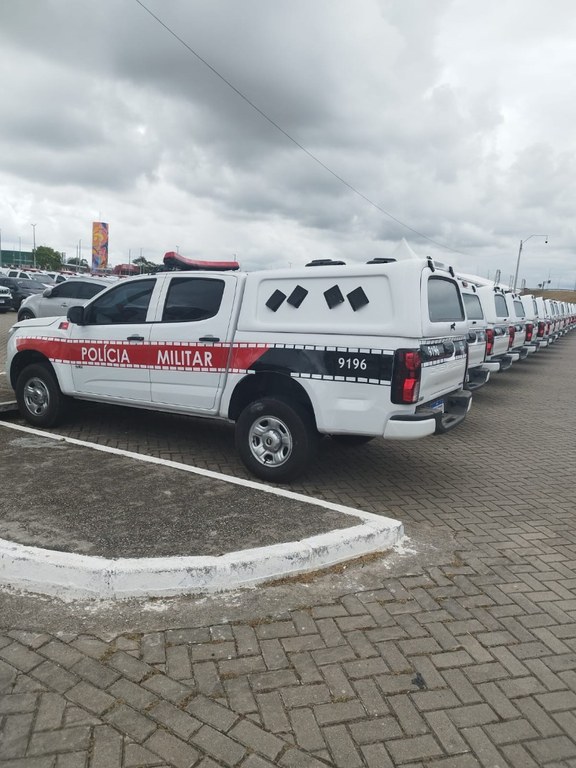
[0,421,403,599]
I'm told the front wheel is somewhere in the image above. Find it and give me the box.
[15,363,68,427]
[17,309,35,321]
[235,397,318,482]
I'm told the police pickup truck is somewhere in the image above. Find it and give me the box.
[7,254,471,482]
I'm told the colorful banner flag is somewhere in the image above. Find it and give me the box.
[92,222,109,271]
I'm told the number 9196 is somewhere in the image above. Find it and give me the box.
[338,356,367,371]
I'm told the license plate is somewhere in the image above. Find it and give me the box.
[429,398,445,413]
[0,299,6,304]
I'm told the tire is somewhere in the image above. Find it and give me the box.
[235,396,318,482]
[331,435,375,447]
[17,309,35,321]
[15,363,68,427]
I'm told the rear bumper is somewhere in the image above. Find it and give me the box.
[384,415,436,440]
[384,387,473,440]
[481,354,514,373]
[433,389,472,434]
[465,367,490,392]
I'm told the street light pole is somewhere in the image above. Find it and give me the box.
[31,223,37,268]
[513,234,548,292]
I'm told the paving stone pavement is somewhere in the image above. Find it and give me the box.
[1,311,576,766]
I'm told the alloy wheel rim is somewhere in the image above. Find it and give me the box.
[23,377,50,416]
[248,415,293,466]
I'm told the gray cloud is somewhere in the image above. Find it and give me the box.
[0,0,575,288]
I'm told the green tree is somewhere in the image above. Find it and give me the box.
[133,256,160,274]
[66,256,89,271]
[34,246,64,271]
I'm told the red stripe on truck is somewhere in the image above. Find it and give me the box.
[16,337,270,372]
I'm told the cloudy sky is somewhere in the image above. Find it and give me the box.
[1,0,575,288]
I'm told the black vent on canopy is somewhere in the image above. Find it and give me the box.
[287,285,308,308]
[266,290,287,312]
[324,285,345,309]
[347,287,369,311]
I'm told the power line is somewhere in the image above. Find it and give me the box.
[134,0,469,258]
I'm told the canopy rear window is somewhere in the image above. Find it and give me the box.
[463,293,484,320]
[428,277,464,322]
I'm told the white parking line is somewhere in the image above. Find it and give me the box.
[0,420,403,599]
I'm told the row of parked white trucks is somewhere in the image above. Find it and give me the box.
[5,243,576,482]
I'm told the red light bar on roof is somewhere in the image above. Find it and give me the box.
[163,252,240,271]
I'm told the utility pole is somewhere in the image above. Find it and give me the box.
[513,234,548,291]
[31,223,37,268]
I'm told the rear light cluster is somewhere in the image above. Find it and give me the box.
[485,328,495,357]
[537,321,546,338]
[508,325,516,349]
[525,323,534,342]
[391,349,421,404]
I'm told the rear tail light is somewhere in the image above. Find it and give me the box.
[525,323,533,342]
[485,328,495,357]
[508,325,516,349]
[391,349,422,404]
[547,321,551,334]
[537,321,545,338]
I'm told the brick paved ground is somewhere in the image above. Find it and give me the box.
[1,309,576,766]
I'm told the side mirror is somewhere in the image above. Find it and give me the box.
[42,287,53,297]
[67,305,85,325]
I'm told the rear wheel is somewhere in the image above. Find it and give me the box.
[235,397,318,482]
[17,309,35,321]
[331,435,375,447]
[15,363,68,427]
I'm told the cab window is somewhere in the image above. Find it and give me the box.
[463,293,484,320]
[84,279,155,324]
[494,294,508,317]
[428,277,464,322]
[162,277,225,322]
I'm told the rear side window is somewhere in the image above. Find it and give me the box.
[428,277,464,322]
[52,282,84,299]
[513,300,525,318]
[77,282,106,300]
[162,277,225,322]
[532,299,538,315]
[463,293,484,320]
[494,294,508,317]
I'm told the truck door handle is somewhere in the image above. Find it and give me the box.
[199,335,220,343]
[127,334,144,341]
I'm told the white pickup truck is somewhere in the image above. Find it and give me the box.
[6,255,472,481]
[474,285,515,373]
[458,279,489,391]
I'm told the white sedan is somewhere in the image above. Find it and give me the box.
[17,277,114,321]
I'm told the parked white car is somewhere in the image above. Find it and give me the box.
[17,277,113,321]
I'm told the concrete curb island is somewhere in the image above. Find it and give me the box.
[0,420,403,599]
